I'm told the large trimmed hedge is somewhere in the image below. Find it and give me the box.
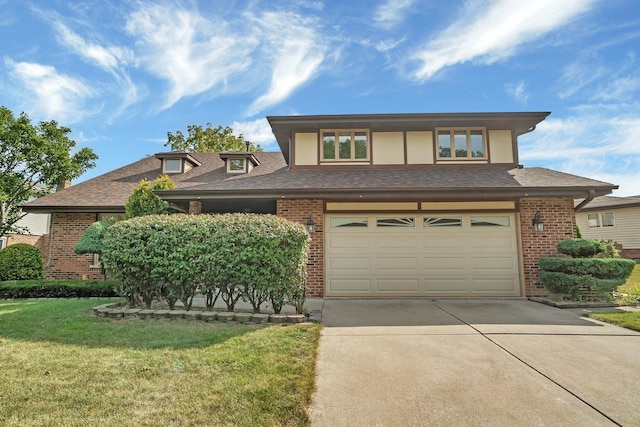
[539,238,635,301]
[101,213,309,312]
[0,243,44,281]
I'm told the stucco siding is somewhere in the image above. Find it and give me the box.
[294,132,319,166]
[372,132,404,165]
[488,130,514,164]
[406,131,434,164]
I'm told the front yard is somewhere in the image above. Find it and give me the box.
[589,264,640,331]
[0,299,321,426]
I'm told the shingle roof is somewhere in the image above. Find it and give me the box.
[575,195,640,211]
[23,150,617,213]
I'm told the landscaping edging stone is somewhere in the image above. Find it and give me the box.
[529,297,619,309]
[92,302,313,324]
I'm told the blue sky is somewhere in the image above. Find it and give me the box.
[1,0,639,196]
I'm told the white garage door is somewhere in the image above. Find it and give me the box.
[325,213,521,297]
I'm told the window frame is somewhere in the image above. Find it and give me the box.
[436,127,487,160]
[162,158,183,174]
[587,212,615,228]
[227,158,247,173]
[321,129,370,162]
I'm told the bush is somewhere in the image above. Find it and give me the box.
[539,271,626,300]
[101,213,309,313]
[0,243,44,281]
[0,280,118,298]
[539,257,635,279]
[556,239,605,258]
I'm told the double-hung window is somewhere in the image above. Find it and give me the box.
[587,212,615,228]
[322,130,369,161]
[437,128,486,159]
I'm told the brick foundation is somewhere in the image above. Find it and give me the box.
[519,198,576,297]
[45,212,102,280]
[620,248,640,260]
[277,199,324,297]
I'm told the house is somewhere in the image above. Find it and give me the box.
[575,195,640,260]
[23,112,617,298]
[0,212,51,259]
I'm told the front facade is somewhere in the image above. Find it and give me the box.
[24,113,617,297]
[576,195,640,260]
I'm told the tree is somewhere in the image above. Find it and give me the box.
[165,123,262,152]
[0,106,97,238]
[125,175,176,219]
[74,218,114,281]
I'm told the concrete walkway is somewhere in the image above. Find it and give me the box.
[308,299,640,426]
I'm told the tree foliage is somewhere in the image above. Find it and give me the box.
[0,106,97,237]
[165,123,262,153]
[124,175,176,219]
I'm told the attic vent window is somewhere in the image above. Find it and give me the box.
[219,152,260,175]
[164,159,182,173]
[229,159,246,173]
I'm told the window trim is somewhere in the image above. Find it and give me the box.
[0,236,6,250]
[227,158,247,173]
[436,127,487,160]
[587,212,615,228]
[321,129,370,162]
[162,158,183,174]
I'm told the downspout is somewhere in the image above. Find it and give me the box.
[574,189,596,212]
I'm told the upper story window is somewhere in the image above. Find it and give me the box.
[587,212,615,228]
[437,128,486,159]
[163,158,182,173]
[322,130,369,161]
[228,158,246,173]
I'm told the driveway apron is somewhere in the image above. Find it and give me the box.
[308,299,640,427]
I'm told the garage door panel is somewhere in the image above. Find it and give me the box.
[376,237,419,249]
[377,279,419,292]
[423,256,467,271]
[328,279,372,293]
[376,257,418,272]
[329,257,371,271]
[325,213,520,297]
[329,236,370,249]
[471,256,516,271]
[471,278,518,293]
[424,278,469,292]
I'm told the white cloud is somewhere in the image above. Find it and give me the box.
[125,3,257,110]
[505,80,528,103]
[246,11,327,116]
[231,118,278,150]
[410,0,596,80]
[519,110,640,196]
[373,0,416,30]
[5,59,97,123]
[53,22,139,118]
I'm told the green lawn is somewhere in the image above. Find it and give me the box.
[588,311,640,332]
[0,299,321,426]
[590,264,640,331]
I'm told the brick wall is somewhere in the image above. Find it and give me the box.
[621,248,640,260]
[5,233,50,262]
[276,199,324,297]
[46,212,102,280]
[519,198,576,297]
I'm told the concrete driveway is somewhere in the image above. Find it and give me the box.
[308,299,640,426]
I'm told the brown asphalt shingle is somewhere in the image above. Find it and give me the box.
[23,152,616,211]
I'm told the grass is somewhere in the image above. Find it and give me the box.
[0,299,321,426]
[588,264,640,331]
[587,311,640,332]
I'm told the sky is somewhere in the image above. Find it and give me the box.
[1,0,639,196]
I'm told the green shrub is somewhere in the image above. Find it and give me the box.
[594,240,620,258]
[124,175,176,219]
[556,238,605,258]
[0,280,118,298]
[0,243,44,281]
[101,213,309,313]
[540,271,626,300]
[539,257,635,279]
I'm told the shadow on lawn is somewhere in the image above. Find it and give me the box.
[0,299,261,350]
